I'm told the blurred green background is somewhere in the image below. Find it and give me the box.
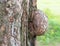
[37,0,60,46]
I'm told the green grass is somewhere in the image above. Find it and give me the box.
[37,0,60,46]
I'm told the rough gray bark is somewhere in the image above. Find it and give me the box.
[0,0,29,46]
[0,0,37,46]
[0,0,22,46]
[0,0,26,46]
[28,0,37,46]
[21,0,29,46]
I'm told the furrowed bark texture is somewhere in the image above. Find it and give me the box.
[0,0,30,46]
[0,0,37,46]
[0,0,23,46]
[21,0,29,46]
[28,0,37,46]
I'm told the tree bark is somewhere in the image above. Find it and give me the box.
[0,0,37,46]
[0,0,22,46]
[21,0,29,46]
[28,0,37,46]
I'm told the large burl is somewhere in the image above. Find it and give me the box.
[29,9,48,36]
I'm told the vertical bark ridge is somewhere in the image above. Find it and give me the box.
[21,0,29,46]
[29,0,37,46]
[3,0,22,46]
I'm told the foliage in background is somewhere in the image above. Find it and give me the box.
[36,8,60,46]
[37,0,60,46]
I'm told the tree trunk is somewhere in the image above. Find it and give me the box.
[0,0,22,46]
[0,0,29,46]
[28,0,37,46]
